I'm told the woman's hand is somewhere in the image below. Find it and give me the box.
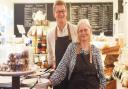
[35,78,51,88]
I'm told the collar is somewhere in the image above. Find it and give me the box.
[56,23,68,33]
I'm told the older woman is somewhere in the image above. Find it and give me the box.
[46,19,106,89]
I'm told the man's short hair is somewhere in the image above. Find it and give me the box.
[53,0,67,12]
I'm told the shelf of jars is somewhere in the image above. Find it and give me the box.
[27,10,49,68]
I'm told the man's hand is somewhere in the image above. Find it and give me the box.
[52,62,56,70]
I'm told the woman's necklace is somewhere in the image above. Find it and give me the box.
[77,43,92,63]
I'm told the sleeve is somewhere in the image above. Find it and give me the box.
[69,23,77,42]
[46,32,55,66]
[96,48,106,89]
[49,43,72,86]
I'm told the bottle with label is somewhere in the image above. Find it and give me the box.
[42,35,47,53]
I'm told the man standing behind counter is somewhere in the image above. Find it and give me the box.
[46,0,77,89]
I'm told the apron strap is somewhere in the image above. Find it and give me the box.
[55,23,71,40]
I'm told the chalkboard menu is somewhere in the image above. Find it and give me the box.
[14,2,113,37]
[70,3,113,36]
[14,3,46,37]
[24,4,46,27]
[14,3,70,37]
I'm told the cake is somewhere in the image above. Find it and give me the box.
[7,50,29,71]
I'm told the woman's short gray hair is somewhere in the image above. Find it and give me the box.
[77,19,91,31]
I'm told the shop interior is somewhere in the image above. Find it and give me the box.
[0,0,128,89]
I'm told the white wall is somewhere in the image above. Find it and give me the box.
[113,0,125,35]
[123,0,128,44]
[0,0,14,35]
[113,0,128,45]
[113,0,118,36]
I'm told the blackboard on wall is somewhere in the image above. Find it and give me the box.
[47,3,55,21]
[14,3,47,37]
[70,3,113,36]
[14,2,113,37]
[14,3,70,37]
[14,4,24,37]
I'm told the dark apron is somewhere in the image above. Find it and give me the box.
[68,53,99,89]
[54,24,71,89]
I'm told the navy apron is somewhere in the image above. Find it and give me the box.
[54,24,71,89]
[68,52,99,89]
